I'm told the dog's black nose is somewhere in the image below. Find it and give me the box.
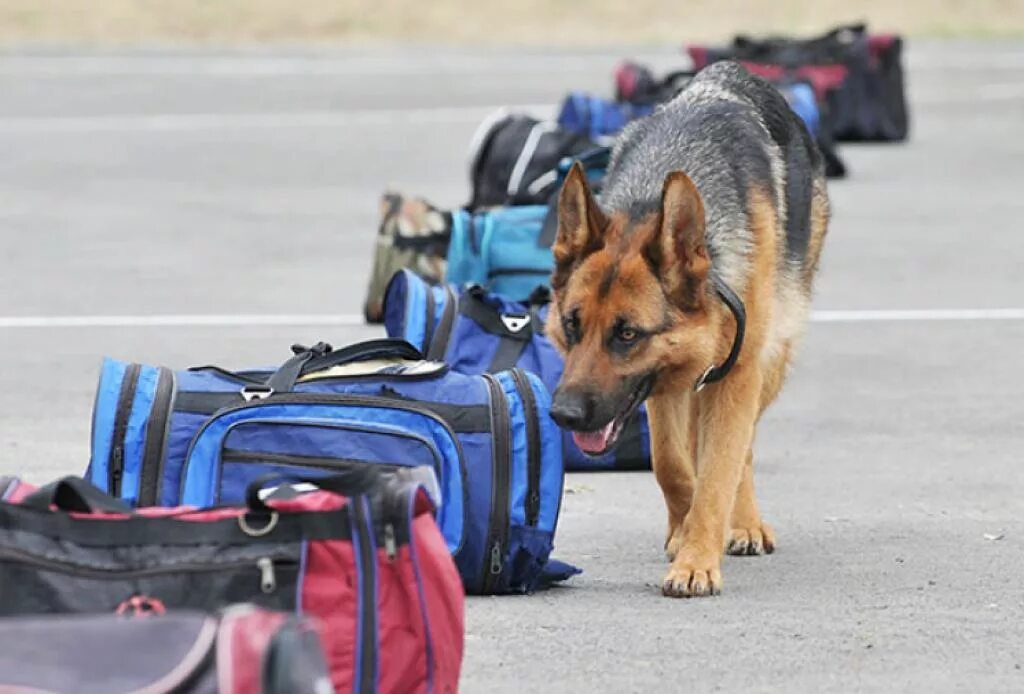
[550,389,592,431]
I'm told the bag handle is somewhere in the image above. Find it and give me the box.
[534,146,612,249]
[21,476,133,514]
[264,339,425,393]
[245,468,386,512]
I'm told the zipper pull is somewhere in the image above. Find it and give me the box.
[528,492,541,516]
[384,523,397,560]
[257,557,276,594]
[489,541,503,576]
[110,448,124,491]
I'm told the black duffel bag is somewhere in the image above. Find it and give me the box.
[688,23,909,142]
[467,111,598,209]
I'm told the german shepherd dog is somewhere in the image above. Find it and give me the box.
[546,62,829,598]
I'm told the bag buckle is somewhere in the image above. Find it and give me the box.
[501,313,531,333]
[240,385,274,402]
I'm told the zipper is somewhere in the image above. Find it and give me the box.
[423,285,437,354]
[510,369,542,527]
[481,374,511,593]
[383,523,397,560]
[215,418,445,502]
[108,363,141,497]
[467,212,479,254]
[0,545,293,586]
[487,267,551,278]
[425,284,458,362]
[222,449,408,473]
[138,367,176,506]
[352,498,378,694]
[257,557,276,593]
[186,365,265,385]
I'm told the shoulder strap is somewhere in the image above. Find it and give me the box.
[536,146,612,248]
[266,340,425,393]
[245,468,386,512]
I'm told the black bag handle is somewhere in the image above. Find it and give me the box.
[536,146,612,249]
[21,476,133,514]
[245,469,385,512]
[265,339,425,393]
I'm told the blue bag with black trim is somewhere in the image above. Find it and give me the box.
[384,269,652,472]
[86,339,576,594]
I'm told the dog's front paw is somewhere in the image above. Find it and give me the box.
[727,521,776,556]
[661,549,722,598]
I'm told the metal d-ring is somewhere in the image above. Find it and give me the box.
[238,511,279,537]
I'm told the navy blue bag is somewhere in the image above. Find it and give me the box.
[556,92,654,140]
[385,270,651,472]
[87,339,576,594]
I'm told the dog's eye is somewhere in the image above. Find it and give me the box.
[616,327,639,343]
[562,311,581,344]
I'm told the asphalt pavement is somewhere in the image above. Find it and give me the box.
[1,42,1023,693]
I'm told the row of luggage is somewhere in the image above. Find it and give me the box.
[0,25,911,691]
[3,338,598,690]
[363,23,910,322]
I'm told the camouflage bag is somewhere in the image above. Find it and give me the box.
[363,193,451,323]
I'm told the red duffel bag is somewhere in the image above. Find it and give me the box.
[0,470,464,693]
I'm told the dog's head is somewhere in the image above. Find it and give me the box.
[546,163,720,456]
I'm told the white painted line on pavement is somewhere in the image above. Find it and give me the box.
[915,81,1024,104]
[0,82,1018,134]
[0,104,554,133]
[811,308,1024,322]
[2,309,1024,329]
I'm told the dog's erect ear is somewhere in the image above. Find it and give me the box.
[646,171,710,311]
[551,162,608,291]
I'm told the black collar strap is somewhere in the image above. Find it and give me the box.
[694,273,746,392]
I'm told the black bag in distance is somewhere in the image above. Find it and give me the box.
[468,112,597,210]
[688,23,909,143]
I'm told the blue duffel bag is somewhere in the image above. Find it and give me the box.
[556,92,654,140]
[445,204,552,302]
[385,270,651,472]
[446,147,610,302]
[86,339,576,594]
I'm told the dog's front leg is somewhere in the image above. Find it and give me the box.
[661,365,762,598]
[647,392,698,559]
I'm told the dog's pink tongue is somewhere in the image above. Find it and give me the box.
[572,421,615,454]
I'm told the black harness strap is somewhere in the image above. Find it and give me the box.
[694,273,747,391]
